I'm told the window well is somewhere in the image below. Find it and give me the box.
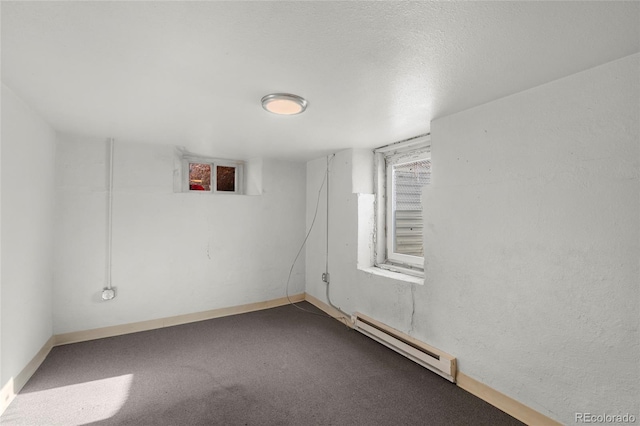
[216,166,236,192]
[189,163,211,191]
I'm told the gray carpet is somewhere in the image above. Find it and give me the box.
[2,302,524,425]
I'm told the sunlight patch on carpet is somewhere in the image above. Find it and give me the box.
[11,374,133,425]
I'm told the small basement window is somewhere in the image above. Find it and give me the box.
[183,156,244,194]
[374,135,430,277]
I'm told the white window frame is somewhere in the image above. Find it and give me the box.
[182,155,244,195]
[374,135,430,277]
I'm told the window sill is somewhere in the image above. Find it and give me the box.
[358,266,424,285]
[175,191,261,197]
[184,190,243,195]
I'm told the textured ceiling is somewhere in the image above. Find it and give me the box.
[2,1,639,161]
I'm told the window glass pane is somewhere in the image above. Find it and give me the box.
[392,159,430,256]
[216,166,236,192]
[189,163,211,191]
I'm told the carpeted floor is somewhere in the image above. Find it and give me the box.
[2,302,524,425]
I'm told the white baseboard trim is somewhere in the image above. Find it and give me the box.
[304,293,354,327]
[1,336,55,416]
[455,372,561,425]
[0,294,305,416]
[55,293,305,346]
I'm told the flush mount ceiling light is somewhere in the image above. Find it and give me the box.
[261,93,308,115]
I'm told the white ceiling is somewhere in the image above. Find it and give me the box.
[2,1,639,161]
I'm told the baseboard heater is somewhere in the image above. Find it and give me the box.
[352,313,457,383]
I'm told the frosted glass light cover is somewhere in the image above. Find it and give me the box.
[261,93,307,115]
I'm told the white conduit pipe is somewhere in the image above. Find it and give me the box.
[102,138,116,300]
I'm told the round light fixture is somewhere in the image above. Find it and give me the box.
[261,93,307,115]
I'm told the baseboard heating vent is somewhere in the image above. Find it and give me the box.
[352,313,457,383]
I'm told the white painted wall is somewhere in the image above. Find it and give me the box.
[306,149,419,334]
[1,84,56,387]
[0,88,2,396]
[54,136,306,333]
[425,53,639,422]
[305,54,639,424]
